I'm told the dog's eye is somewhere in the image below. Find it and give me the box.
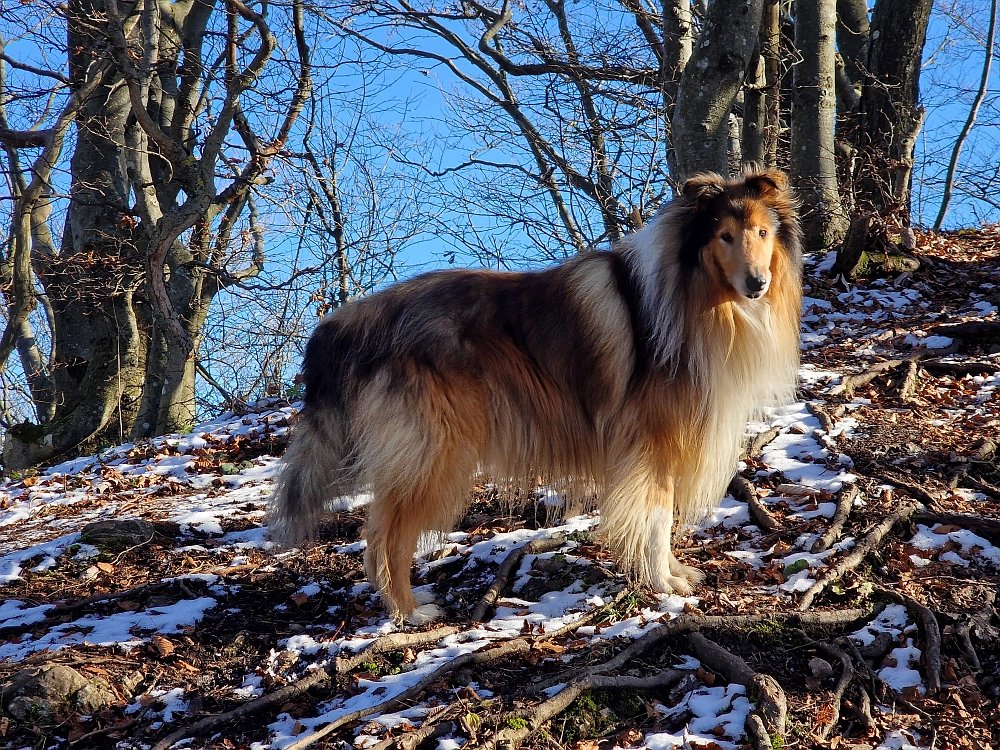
[758,229,768,238]
[721,232,733,243]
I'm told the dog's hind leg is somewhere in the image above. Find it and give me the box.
[359,381,481,624]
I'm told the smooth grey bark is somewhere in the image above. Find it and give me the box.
[933,0,998,231]
[760,0,781,168]
[791,0,849,251]
[742,38,766,166]
[836,0,869,92]
[854,0,933,222]
[672,0,764,180]
[662,0,694,181]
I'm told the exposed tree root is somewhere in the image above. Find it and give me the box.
[921,359,1000,377]
[729,474,779,533]
[688,632,786,745]
[151,664,337,750]
[471,537,565,622]
[745,426,781,460]
[335,626,463,673]
[815,641,854,740]
[959,475,1000,500]
[878,588,942,694]
[842,638,934,723]
[868,472,939,506]
[828,344,959,398]
[957,618,982,672]
[898,359,919,401]
[154,591,627,750]
[530,609,872,694]
[476,669,690,750]
[812,484,859,553]
[798,502,920,611]
[911,511,1000,544]
[806,401,839,434]
[370,705,458,750]
[282,639,539,750]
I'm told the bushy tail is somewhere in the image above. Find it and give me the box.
[269,414,355,545]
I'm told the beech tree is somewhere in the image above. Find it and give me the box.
[0,0,311,470]
[790,0,848,251]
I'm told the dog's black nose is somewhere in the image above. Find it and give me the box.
[745,275,766,294]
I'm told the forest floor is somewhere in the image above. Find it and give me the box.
[0,227,999,750]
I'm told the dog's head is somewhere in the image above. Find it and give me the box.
[677,170,798,301]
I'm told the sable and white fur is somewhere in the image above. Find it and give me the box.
[271,171,803,623]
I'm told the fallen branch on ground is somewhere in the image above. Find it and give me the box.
[471,536,565,622]
[798,502,920,611]
[812,484,859,553]
[476,668,690,750]
[530,608,872,694]
[688,631,786,746]
[729,474,779,533]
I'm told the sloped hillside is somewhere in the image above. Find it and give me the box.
[1,229,998,750]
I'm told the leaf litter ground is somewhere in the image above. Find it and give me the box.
[1,228,999,750]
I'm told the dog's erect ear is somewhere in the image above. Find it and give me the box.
[744,170,789,200]
[681,173,726,205]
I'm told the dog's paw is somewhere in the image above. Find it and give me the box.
[668,559,705,587]
[405,603,443,625]
[650,573,695,596]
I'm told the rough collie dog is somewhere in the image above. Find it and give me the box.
[272,170,802,623]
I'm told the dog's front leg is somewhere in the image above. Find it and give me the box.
[647,478,704,595]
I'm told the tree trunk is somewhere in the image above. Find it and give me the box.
[853,0,932,224]
[662,0,694,182]
[791,0,849,251]
[836,0,869,93]
[672,0,765,180]
[742,39,766,167]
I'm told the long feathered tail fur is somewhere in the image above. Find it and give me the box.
[269,414,354,544]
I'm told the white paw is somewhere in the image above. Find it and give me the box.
[669,559,705,587]
[406,603,443,625]
[649,573,695,597]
